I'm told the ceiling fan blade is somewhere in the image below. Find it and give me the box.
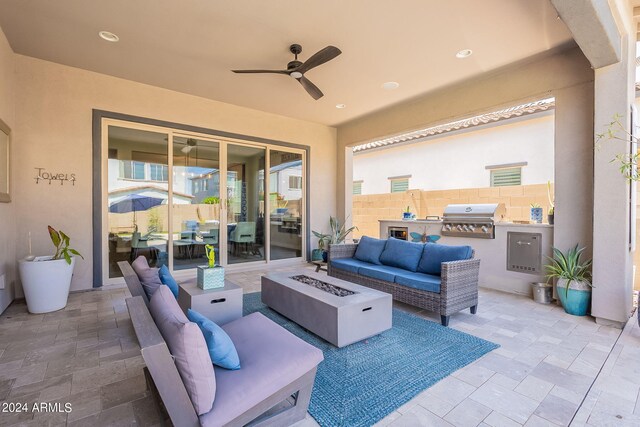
[296,46,341,74]
[298,76,323,100]
[232,69,289,74]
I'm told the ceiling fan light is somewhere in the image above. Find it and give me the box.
[290,71,303,79]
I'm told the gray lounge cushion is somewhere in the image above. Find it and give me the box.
[353,236,387,264]
[149,286,216,415]
[131,255,162,298]
[379,238,424,272]
[199,312,324,426]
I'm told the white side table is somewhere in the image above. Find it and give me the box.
[178,278,243,325]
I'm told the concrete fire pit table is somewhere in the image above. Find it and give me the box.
[261,271,392,347]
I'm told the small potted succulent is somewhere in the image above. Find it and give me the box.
[545,245,593,316]
[530,203,543,224]
[197,244,224,290]
[18,226,84,314]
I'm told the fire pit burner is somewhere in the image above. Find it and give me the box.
[289,275,356,297]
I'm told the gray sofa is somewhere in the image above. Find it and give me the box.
[328,237,480,326]
[118,261,323,427]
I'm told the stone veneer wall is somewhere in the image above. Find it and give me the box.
[352,183,554,239]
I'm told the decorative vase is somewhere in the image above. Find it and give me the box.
[530,207,543,223]
[548,214,554,225]
[556,279,591,316]
[311,249,323,261]
[19,256,76,314]
[197,265,225,290]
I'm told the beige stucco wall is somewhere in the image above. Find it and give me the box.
[0,26,16,312]
[13,54,337,292]
[352,184,554,239]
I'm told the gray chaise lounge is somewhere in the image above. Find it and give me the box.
[119,261,323,427]
[328,237,480,326]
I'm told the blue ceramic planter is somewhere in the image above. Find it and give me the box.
[556,284,591,316]
[530,207,543,223]
[403,212,413,220]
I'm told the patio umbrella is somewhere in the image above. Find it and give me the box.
[109,194,164,228]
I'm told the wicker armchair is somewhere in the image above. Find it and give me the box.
[328,243,480,326]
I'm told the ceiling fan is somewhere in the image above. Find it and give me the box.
[232,44,341,100]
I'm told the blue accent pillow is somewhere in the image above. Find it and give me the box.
[354,236,387,265]
[418,243,473,275]
[378,238,424,272]
[187,309,241,370]
[158,265,179,298]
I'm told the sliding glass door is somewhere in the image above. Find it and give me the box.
[102,119,306,284]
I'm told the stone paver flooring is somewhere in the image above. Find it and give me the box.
[0,262,636,426]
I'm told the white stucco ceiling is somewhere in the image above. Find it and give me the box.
[0,0,572,126]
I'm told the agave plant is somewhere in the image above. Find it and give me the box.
[312,216,358,250]
[545,245,592,297]
[48,226,84,265]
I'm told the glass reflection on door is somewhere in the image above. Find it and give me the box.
[172,137,221,270]
[107,126,168,278]
[227,145,265,264]
[269,150,303,259]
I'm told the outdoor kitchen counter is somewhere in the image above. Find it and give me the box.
[377,220,553,296]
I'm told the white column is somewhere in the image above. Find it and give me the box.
[592,32,635,327]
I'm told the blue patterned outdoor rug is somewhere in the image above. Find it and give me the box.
[243,292,498,427]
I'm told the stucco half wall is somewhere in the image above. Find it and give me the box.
[13,54,337,292]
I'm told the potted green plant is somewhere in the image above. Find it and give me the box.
[18,226,84,314]
[197,244,224,290]
[545,245,593,316]
[530,203,543,224]
[312,216,358,262]
[402,206,413,220]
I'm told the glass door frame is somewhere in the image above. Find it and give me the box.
[99,117,307,286]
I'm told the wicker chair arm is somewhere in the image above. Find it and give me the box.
[440,258,481,294]
[327,243,358,261]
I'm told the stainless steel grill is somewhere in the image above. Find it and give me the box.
[441,203,506,239]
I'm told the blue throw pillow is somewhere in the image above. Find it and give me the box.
[187,309,241,370]
[378,238,424,272]
[354,236,387,265]
[418,243,473,275]
[158,265,179,298]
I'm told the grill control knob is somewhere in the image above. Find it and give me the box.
[468,225,475,232]
[481,226,489,233]
[445,224,452,231]
[462,225,469,231]
[456,225,463,231]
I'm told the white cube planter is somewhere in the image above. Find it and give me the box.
[197,266,225,290]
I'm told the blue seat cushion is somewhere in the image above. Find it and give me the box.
[187,309,241,370]
[394,271,442,293]
[358,264,411,282]
[418,243,473,275]
[353,236,387,265]
[379,238,424,272]
[158,265,179,298]
[330,258,374,274]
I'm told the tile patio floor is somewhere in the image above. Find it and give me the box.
[0,262,638,426]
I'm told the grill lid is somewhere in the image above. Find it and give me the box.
[442,203,506,222]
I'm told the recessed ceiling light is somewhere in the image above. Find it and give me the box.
[99,31,119,42]
[382,81,400,90]
[456,49,473,59]
[336,104,346,109]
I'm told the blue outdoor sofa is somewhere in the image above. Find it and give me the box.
[328,236,480,326]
